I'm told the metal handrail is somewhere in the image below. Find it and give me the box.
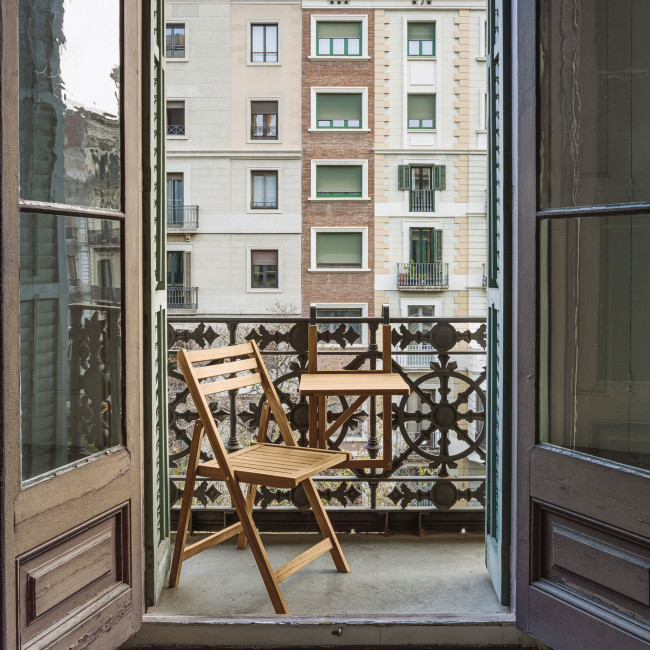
[167,205,199,229]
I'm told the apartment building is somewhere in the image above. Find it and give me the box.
[165,0,486,321]
[165,1,303,315]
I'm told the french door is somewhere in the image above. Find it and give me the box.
[514,1,650,648]
[1,0,145,647]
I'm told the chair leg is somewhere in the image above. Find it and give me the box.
[302,478,349,573]
[169,421,204,587]
[229,478,289,614]
[236,482,257,550]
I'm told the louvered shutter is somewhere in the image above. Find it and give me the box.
[433,165,446,190]
[398,164,411,190]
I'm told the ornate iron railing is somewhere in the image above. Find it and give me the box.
[167,204,199,230]
[167,124,185,136]
[397,262,449,289]
[168,287,198,310]
[168,316,487,534]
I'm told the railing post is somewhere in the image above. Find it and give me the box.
[226,321,243,452]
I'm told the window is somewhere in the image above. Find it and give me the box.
[407,304,436,334]
[250,100,278,140]
[166,100,185,136]
[166,23,185,58]
[407,22,435,57]
[316,165,363,197]
[251,24,278,63]
[316,21,361,56]
[316,93,362,129]
[251,249,278,289]
[408,94,436,129]
[317,308,363,336]
[410,228,442,264]
[167,174,183,225]
[98,259,114,288]
[167,251,185,287]
[251,171,278,209]
[316,232,363,268]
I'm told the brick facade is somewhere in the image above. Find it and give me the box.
[301,9,375,315]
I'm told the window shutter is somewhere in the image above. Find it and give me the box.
[251,249,278,266]
[398,164,411,190]
[433,164,446,190]
[433,229,443,262]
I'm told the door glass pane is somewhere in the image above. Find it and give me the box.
[540,214,650,471]
[19,0,122,210]
[20,213,123,482]
[539,0,650,208]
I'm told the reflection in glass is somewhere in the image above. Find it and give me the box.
[20,213,123,482]
[538,0,650,208]
[540,215,650,471]
[19,0,121,209]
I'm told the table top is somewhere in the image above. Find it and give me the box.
[299,372,410,396]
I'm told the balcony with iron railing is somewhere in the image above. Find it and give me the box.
[250,200,278,210]
[167,286,198,310]
[90,285,121,304]
[87,228,120,246]
[397,262,449,290]
[409,188,435,212]
[142,315,506,627]
[167,204,199,230]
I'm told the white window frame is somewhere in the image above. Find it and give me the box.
[165,20,189,62]
[402,219,443,261]
[247,97,282,144]
[309,14,370,60]
[166,98,188,140]
[311,302,368,347]
[247,246,282,293]
[310,87,369,132]
[479,90,488,132]
[478,17,487,60]
[247,19,282,66]
[309,159,369,201]
[247,166,282,214]
[400,298,442,318]
[404,19,437,60]
[310,226,369,273]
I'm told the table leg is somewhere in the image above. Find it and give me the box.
[309,395,318,448]
[318,396,327,449]
[383,394,393,470]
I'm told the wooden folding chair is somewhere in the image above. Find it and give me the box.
[168,340,350,614]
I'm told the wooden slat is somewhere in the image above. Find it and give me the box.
[184,343,254,363]
[194,357,258,380]
[382,324,392,373]
[274,539,333,584]
[182,523,243,561]
[308,325,318,373]
[196,462,225,480]
[299,373,410,396]
[200,372,261,396]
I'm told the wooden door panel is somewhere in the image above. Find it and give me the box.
[17,505,131,647]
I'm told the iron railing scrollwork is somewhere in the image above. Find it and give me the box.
[168,316,487,533]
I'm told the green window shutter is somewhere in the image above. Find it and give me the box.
[316,165,362,194]
[316,93,362,121]
[433,228,443,262]
[407,94,436,128]
[433,165,446,190]
[408,22,435,40]
[317,21,361,38]
[316,232,363,266]
[398,164,411,190]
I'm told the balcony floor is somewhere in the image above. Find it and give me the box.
[124,532,546,648]
[150,532,505,618]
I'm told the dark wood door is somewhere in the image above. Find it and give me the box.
[1,0,145,647]
[514,2,650,648]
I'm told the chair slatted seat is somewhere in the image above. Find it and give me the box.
[168,340,350,614]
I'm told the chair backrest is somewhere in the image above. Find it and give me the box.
[308,304,393,374]
[177,340,297,476]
